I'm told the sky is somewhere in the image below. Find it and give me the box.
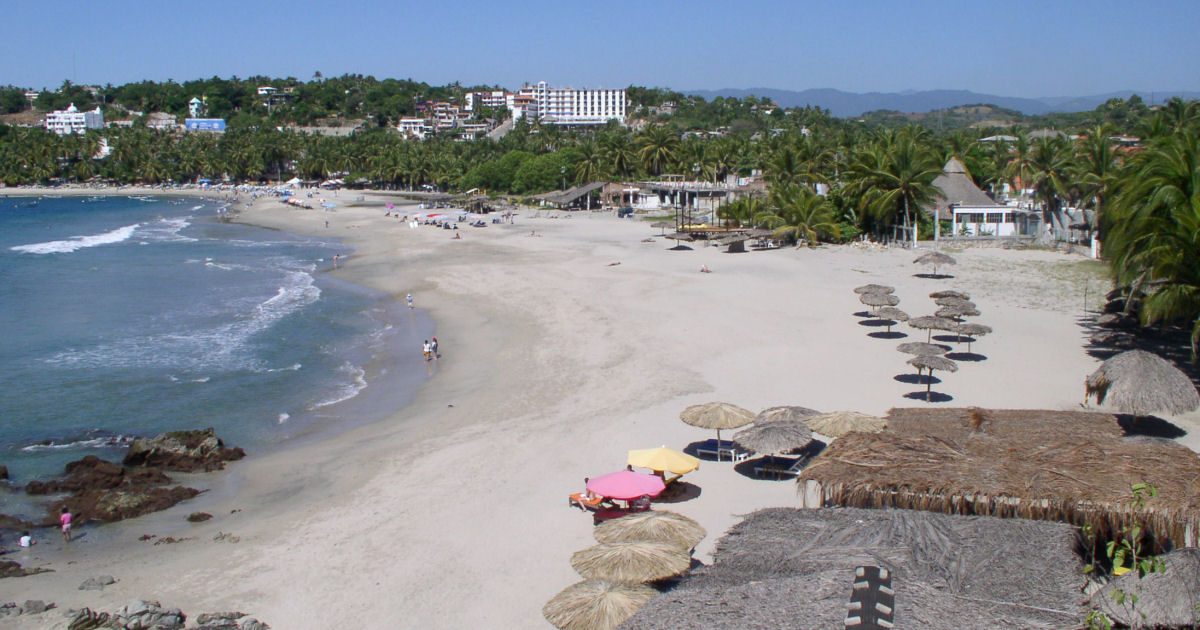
[3,0,1197,98]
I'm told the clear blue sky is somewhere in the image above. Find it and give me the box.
[4,0,1197,98]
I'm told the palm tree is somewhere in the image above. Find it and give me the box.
[1027,136,1073,233]
[1073,124,1122,236]
[601,132,637,179]
[572,140,607,184]
[759,185,839,246]
[846,133,942,247]
[637,125,679,176]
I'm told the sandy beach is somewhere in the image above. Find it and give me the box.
[3,189,1196,629]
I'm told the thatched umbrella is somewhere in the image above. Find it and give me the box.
[593,511,706,550]
[873,306,908,334]
[570,542,691,583]
[908,315,958,342]
[859,292,900,312]
[756,406,821,424]
[854,284,895,295]
[914,251,957,276]
[732,420,813,456]
[934,296,975,308]
[1085,349,1200,416]
[929,290,969,300]
[803,411,886,437]
[650,221,673,236]
[907,355,958,402]
[953,322,993,352]
[897,342,948,356]
[543,579,656,630]
[935,304,980,321]
[680,402,755,458]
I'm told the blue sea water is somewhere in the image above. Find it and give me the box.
[0,195,431,496]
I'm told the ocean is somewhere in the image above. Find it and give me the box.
[0,195,431,514]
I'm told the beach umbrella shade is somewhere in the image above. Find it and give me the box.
[627,447,700,476]
[732,420,813,455]
[1085,349,1200,416]
[936,305,981,321]
[896,342,948,357]
[953,322,993,352]
[907,355,959,402]
[929,290,969,300]
[914,251,957,275]
[859,292,900,311]
[587,471,666,500]
[543,579,656,630]
[854,284,895,295]
[874,306,908,333]
[756,406,821,424]
[679,402,756,453]
[593,511,706,550]
[934,296,975,308]
[803,411,887,438]
[908,316,958,342]
[570,541,692,583]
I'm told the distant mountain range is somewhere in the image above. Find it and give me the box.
[683,88,1200,118]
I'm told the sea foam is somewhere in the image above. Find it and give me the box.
[11,223,139,254]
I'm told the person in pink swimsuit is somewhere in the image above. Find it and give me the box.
[60,507,72,542]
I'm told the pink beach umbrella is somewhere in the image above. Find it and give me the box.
[586,471,666,500]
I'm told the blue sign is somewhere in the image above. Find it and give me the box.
[185,118,226,131]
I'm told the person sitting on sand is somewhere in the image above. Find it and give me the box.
[700,265,712,273]
[19,531,34,547]
[452,233,462,239]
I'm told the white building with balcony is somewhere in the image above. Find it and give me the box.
[44,103,104,135]
[528,81,625,125]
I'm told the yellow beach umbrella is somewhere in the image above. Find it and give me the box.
[627,447,700,475]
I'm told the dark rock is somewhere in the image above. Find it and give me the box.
[123,428,245,472]
[0,602,18,618]
[239,619,270,630]
[0,513,36,532]
[212,531,240,543]
[78,575,116,591]
[197,612,247,625]
[0,560,52,579]
[114,600,185,630]
[153,536,192,545]
[21,600,50,614]
[45,486,202,526]
[25,455,172,495]
[0,465,7,480]
[187,512,212,523]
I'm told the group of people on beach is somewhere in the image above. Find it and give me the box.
[7,507,70,551]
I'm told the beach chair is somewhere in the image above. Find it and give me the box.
[568,492,606,511]
[694,439,749,462]
[754,454,812,479]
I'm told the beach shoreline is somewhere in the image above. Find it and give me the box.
[2,186,1194,629]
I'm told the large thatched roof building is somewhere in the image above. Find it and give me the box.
[620,507,1085,629]
[795,408,1200,550]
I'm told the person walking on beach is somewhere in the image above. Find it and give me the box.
[422,340,431,361]
[406,294,414,309]
[431,337,439,359]
[60,507,72,543]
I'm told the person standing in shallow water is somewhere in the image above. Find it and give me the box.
[60,506,72,542]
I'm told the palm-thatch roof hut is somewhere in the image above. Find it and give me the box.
[1085,349,1200,416]
[1088,548,1200,628]
[619,507,1085,629]
[593,511,706,550]
[571,542,692,583]
[804,411,886,438]
[795,408,1200,550]
[546,579,656,630]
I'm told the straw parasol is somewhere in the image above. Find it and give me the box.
[914,251,957,275]
[897,341,948,356]
[859,292,900,311]
[650,221,673,236]
[929,290,969,300]
[934,296,975,308]
[1085,349,1200,416]
[803,411,886,437]
[936,304,980,320]
[593,511,706,550]
[907,355,958,402]
[876,306,908,322]
[570,542,691,583]
[679,402,755,448]
[953,322,992,352]
[908,315,958,342]
[756,406,821,423]
[543,579,656,630]
[854,283,895,295]
[732,420,813,456]
[627,447,699,476]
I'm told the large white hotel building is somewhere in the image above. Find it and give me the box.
[44,103,105,135]
[468,81,626,125]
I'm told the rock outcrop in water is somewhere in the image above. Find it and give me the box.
[25,456,171,495]
[122,428,246,472]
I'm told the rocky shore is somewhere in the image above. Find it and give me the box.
[0,597,269,629]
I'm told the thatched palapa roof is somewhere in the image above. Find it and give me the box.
[620,507,1085,629]
[796,407,1200,549]
[1085,349,1200,416]
[1089,548,1200,628]
[920,157,1005,221]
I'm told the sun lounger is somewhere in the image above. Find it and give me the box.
[694,439,749,462]
[754,454,811,479]
[569,492,607,511]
